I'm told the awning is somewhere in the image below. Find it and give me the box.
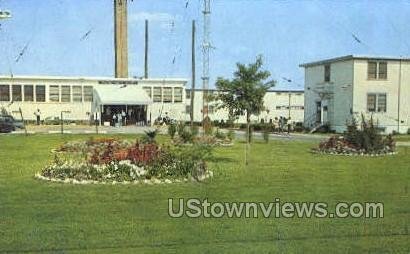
[93,85,152,106]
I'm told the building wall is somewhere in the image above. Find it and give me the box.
[353,59,410,134]
[0,76,187,123]
[303,60,354,132]
[303,57,410,134]
[0,77,96,121]
[186,90,304,124]
[0,76,305,126]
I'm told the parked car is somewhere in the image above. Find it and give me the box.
[0,115,15,133]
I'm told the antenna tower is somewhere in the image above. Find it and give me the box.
[202,0,211,121]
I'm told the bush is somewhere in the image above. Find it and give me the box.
[146,144,212,179]
[190,125,199,137]
[177,121,186,136]
[168,123,177,139]
[203,116,214,135]
[180,129,195,143]
[262,124,270,143]
[141,129,158,144]
[317,114,396,154]
[214,128,226,139]
[227,130,235,141]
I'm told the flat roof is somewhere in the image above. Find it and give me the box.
[299,55,410,67]
[0,75,188,83]
[186,88,304,93]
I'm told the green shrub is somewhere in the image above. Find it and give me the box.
[203,116,214,136]
[190,125,199,137]
[141,129,158,144]
[147,144,213,179]
[214,128,226,139]
[262,124,270,143]
[177,121,186,136]
[180,129,194,143]
[227,130,235,141]
[168,123,177,139]
[344,114,392,152]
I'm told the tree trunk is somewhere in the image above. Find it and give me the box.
[245,112,250,166]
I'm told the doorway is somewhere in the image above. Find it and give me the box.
[316,101,322,124]
[102,105,147,126]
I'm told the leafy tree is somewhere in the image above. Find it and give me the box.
[215,55,275,165]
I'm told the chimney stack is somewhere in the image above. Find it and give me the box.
[114,0,128,78]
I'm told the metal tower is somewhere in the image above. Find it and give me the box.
[202,0,211,120]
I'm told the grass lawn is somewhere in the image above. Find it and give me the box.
[0,134,409,253]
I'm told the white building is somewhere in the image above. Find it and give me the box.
[185,89,305,124]
[0,75,305,126]
[301,55,410,134]
[0,76,187,125]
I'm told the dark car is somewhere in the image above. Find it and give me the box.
[0,115,15,133]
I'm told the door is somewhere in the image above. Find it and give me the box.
[316,101,322,124]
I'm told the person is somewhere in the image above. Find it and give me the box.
[34,109,41,125]
[278,117,283,133]
[121,110,126,126]
[117,113,123,127]
[112,113,117,127]
[287,117,292,133]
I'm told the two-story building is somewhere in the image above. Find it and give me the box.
[301,55,410,134]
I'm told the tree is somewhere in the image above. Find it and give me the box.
[215,55,275,165]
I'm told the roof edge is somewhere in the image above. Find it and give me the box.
[300,55,410,68]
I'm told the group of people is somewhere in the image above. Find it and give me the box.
[270,116,292,133]
[112,110,127,127]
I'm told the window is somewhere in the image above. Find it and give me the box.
[49,85,60,102]
[24,85,34,102]
[174,87,183,102]
[324,64,331,82]
[186,90,191,99]
[153,87,162,102]
[368,61,387,80]
[367,94,376,112]
[163,87,172,103]
[0,85,10,101]
[143,86,152,98]
[61,86,71,102]
[378,62,387,79]
[84,86,93,102]
[377,94,386,112]
[36,85,46,102]
[186,105,191,114]
[72,86,82,102]
[367,93,387,112]
[12,85,22,102]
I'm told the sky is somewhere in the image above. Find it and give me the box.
[1,0,410,90]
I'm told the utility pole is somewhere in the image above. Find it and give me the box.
[190,20,196,127]
[144,19,149,79]
[288,92,291,119]
[397,59,402,133]
[202,0,211,123]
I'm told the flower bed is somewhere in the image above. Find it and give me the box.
[312,135,396,156]
[312,115,397,157]
[37,138,213,184]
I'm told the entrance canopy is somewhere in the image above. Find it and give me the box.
[93,85,152,106]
